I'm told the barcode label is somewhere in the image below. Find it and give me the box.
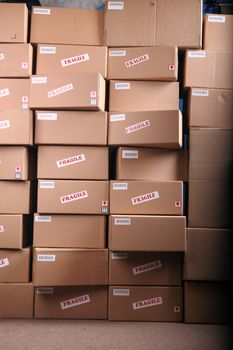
[113,289,130,296]
[115,82,130,90]
[34,8,51,15]
[109,50,126,57]
[39,181,55,189]
[111,252,128,259]
[35,215,52,223]
[37,254,56,262]
[108,2,124,10]
[32,76,47,84]
[110,114,126,122]
[114,218,131,225]
[122,150,139,159]
[113,182,128,190]
[37,287,54,294]
[40,46,56,54]
[188,51,206,58]
[37,113,57,120]
[192,89,209,97]
[208,15,225,23]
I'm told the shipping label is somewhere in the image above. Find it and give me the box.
[188,51,206,58]
[122,150,138,159]
[32,76,47,84]
[125,120,150,134]
[0,53,5,61]
[132,191,160,206]
[37,113,57,120]
[109,50,126,57]
[111,252,128,260]
[61,53,90,67]
[133,296,163,310]
[37,287,54,294]
[48,83,74,98]
[208,15,225,22]
[37,254,56,262]
[60,190,88,204]
[56,154,85,168]
[0,120,10,129]
[115,82,130,90]
[0,225,4,233]
[33,8,51,15]
[114,218,131,225]
[125,54,149,68]
[192,89,209,97]
[113,289,130,296]
[108,2,124,10]
[39,181,55,189]
[110,114,126,122]
[132,260,162,275]
[60,294,90,310]
[40,46,56,54]
[35,215,52,223]
[0,88,10,98]
[113,182,128,190]
[0,258,9,268]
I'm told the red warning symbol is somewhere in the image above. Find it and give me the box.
[102,200,108,206]
[175,201,181,207]
[169,64,175,71]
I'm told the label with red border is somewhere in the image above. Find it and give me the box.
[125,120,150,134]
[60,190,88,204]
[131,191,160,206]
[0,258,9,268]
[61,53,90,67]
[0,225,4,233]
[48,83,74,98]
[56,154,85,168]
[0,88,10,98]
[132,260,162,275]
[0,120,10,129]
[60,294,90,310]
[125,54,149,68]
[133,296,163,310]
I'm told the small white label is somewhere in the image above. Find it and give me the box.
[0,88,10,98]
[113,182,128,190]
[125,54,149,68]
[110,114,126,122]
[0,225,4,233]
[37,113,58,120]
[22,96,28,103]
[90,91,97,98]
[22,103,28,110]
[34,8,51,15]
[39,181,55,189]
[90,99,97,105]
[132,191,160,206]
[40,46,56,54]
[0,53,5,61]
[37,287,54,294]
[0,120,10,129]
[21,62,28,69]
[122,150,139,159]
[0,258,9,268]
[111,252,128,260]
[113,289,130,296]
[48,83,74,98]
[192,89,209,97]
[60,190,88,204]
[61,294,90,310]
[56,154,85,168]
[108,2,124,10]
[114,218,131,225]
[61,53,90,67]
[188,51,206,58]
[109,50,126,57]
[35,215,52,223]
[132,260,162,275]
[133,296,163,310]
[208,15,225,23]
[37,254,56,262]
[126,120,150,134]
[115,82,130,90]
[32,76,47,84]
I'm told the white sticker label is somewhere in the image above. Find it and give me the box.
[0,258,9,268]
[132,260,162,275]
[61,294,90,310]
[40,46,56,54]
[22,103,28,110]
[22,96,28,103]
[122,150,139,159]
[111,252,128,260]
[37,254,56,262]
[56,154,85,168]
[133,296,163,310]
[22,62,28,69]
[48,83,74,98]
[108,2,124,10]
[90,99,97,105]
[0,225,4,233]
[114,218,131,225]
[90,91,97,98]
[113,182,128,190]
[0,120,10,129]
[125,54,149,68]
[39,181,55,189]
[188,51,206,58]
[192,89,209,97]
[0,53,5,61]
[61,53,90,67]
[113,289,130,296]
[110,114,126,122]
[132,191,160,205]
[0,88,10,98]
[208,15,225,23]
[34,8,51,15]
[125,120,150,134]
[115,82,130,90]
[60,190,88,204]
[37,113,58,120]
[109,50,126,57]
[32,76,47,84]
[37,287,54,294]
[35,215,52,223]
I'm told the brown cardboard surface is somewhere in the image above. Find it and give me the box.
[0,79,29,110]
[33,214,106,249]
[184,50,233,89]
[189,88,233,129]
[109,81,179,112]
[107,46,178,81]
[30,6,103,45]
[110,181,183,215]
[0,248,30,283]
[34,286,107,319]
[0,3,28,43]
[109,252,182,286]
[0,44,32,78]
[188,180,232,228]
[184,228,233,281]
[0,215,29,249]
[108,286,183,322]
[189,128,233,180]
[37,146,109,180]
[35,110,107,146]
[0,283,33,319]
[116,147,188,181]
[30,74,105,111]
[109,215,186,252]
[0,181,32,214]
[108,110,182,149]
[37,180,109,214]
[0,147,31,180]
[184,282,232,324]
[36,45,107,77]
[33,248,108,286]
[204,14,233,51]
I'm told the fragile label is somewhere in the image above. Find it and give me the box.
[132,260,162,275]
[37,287,54,294]
[0,120,10,129]
[37,113,57,120]
[56,154,85,168]
[192,89,209,97]
[35,215,52,223]
[113,182,128,190]
[109,50,126,57]
[60,190,88,204]
[34,8,51,15]
[208,15,225,23]
[110,114,126,122]
[122,150,138,159]
[132,191,160,206]
[0,225,4,233]
[115,82,130,90]
[188,51,206,58]
[0,53,5,61]
[133,296,163,310]
[0,258,9,268]
[114,218,131,225]
[108,2,124,10]
[61,53,90,67]
[61,294,90,310]
[111,252,128,260]
[37,255,56,262]
[125,54,149,68]
[113,289,130,296]
[32,76,47,84]
[125,120,150,134]
[40,46,56,54]
[0,88,10,98]
[39,181,55,189]
[48,83,74,98]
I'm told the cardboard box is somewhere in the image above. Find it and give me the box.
[34,214,106,249]
[0,248,30,283]
[0,181,32,214]
[30,6,103,45]
[0,79,29,110]
[108,110,182,148]
[184,50,233,89]
[107,46,178,81]
[108,286,183,322]
[188,180,232,228]
[0,44,32,78]
[109,252,182,286]
[109,81,179,112]
[33,248,108,286]
[184,282,232,324]
[116,147,188,181]
[35,110,107,146]
[110,181,183,215]
[0,3,28,43]
[37,180,109,214]
[0,283,33,319]
[189,128,233,181]
[0,215,30,249]
[30,74,105,111]
[36,45,107,77]
[204,14,233,51]
[37,146,109,180]
[0,110,33,146]
[189,88,233,129]
[0,147,34,180]
[184,228,233,281]
[34,286,107,319]
[104,0,202,48]
[109,215,186,252]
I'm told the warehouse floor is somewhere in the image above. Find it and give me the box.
[0,320,231,350]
